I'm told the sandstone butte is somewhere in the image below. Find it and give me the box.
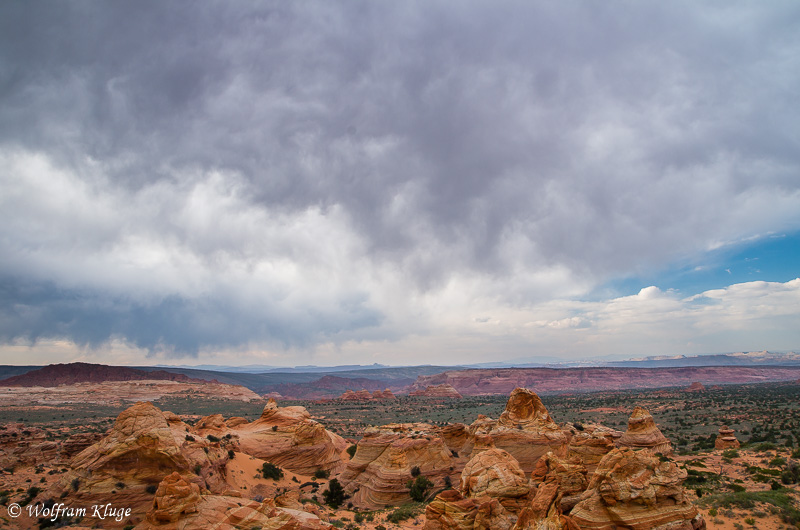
[462,387,570,474]
[139,471,331,529]
[715,425,741,450]
[409,383,463,398]
[0,362,216,387]
[339,422,456,509]
[56,401,231,514]
[337,388,396,400]
[192,398,347,475]
[617,406,673,455]
[687,381,706,392]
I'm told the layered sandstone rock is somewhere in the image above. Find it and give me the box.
[715,426,741,450]
[194,399,347,476]
[410,384,463,399]
[140,471,332,529]
[463,388,569,473]
[687,382,706,392]
[425,449,529,530]
[61,401,229,510]
[530,452,588,513]
[617,407,672,455]
[373,389,396,399]
[339,423,455,509]
[514,476,580,530]
[567,425,618,474]
[570,448,704,530]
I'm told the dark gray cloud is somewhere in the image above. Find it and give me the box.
[1,1,799,357]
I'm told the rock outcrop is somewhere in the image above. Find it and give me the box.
[715,426,741,450]
[570,448,704,530]
[339,423,455,509]
[617,406,672,455]
[61,401,229,510]
[567,424,618,474]
[140,471,332,529]
[687,382,706,392]
[0,362,213,387]
[462,388,569,473]
[194,399,347,476]
[373,389,396,399]
[410,383,463,398]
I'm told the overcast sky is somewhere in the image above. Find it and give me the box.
[1,1,799,367]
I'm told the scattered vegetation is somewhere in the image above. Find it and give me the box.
[261,462,284,481]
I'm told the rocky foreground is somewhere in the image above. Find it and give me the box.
[0,386,714,529]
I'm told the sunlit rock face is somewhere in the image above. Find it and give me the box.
[617,406,673,455]
[192,398,347,476]
[59,402,229,514]
[569,448,705,530]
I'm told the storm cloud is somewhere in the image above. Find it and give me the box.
[1,1,799,362]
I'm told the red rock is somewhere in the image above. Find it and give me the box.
[410,384,463,398]
[617,407,672,455]
[715,426,741,450]
[687,382,706,392]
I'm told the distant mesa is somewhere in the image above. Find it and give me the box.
[0,362,218,387]
[409,383,462,399]
[262,391,283,400]
[337,388,395,401]
[715,425,741,450]
[687,381,706,392]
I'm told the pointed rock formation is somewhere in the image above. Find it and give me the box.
[146,472,201,524]
[339,423,455,509]
[463,388,569,473]
[570,448,704,530]
[373,388,396,400]
[617,406,673,455]
[715,426,741,450]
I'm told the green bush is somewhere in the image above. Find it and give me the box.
[261,462,284,481]
[722,449,739,459]
[313,469,329,479]
[346,445,357,458]
[322,479,345,508]
[410,466,421,477]
[387,503,423,524]
[407,475,433,502]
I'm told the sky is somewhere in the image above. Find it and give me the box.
[1,1,799,368]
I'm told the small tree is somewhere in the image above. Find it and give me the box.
[323,479,345,508]
[407,475,433,502]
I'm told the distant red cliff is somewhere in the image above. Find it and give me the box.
[0,362,217,387]
[406,366,800,396]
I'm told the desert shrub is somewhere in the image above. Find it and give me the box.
[322,479,345,508]
[314,469,329,479]
[346,445,357,458]
[185,435,195,442]
[354,512,364,523]
[407,475,433,502]
[206,434,220,443]
[272,425,278,432]
[228,449,235,459]
[115,481,125,489]
[193,464,202,475]
[410,466,421,477]
[729,483,746,492]
[708,508,718,516]
[71,478,80,491]
[146,484,158,494]
[261,462,284,481]
[387,503,423,523]
[722,449,739,459]
[768,456,786,467]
